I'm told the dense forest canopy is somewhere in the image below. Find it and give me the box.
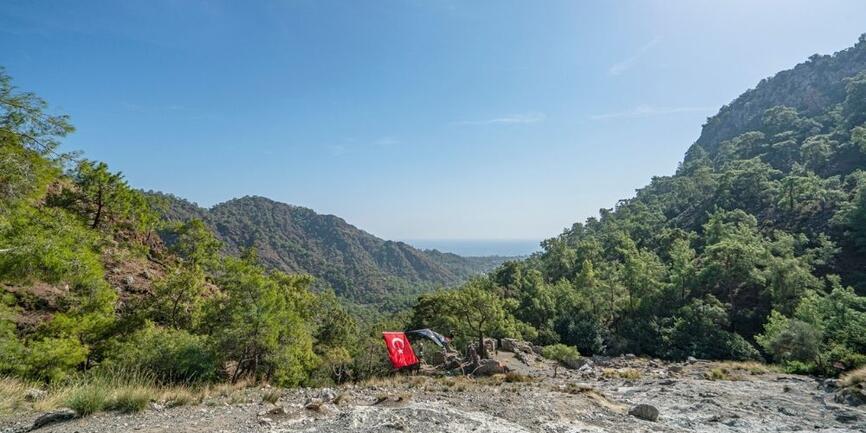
[411,35,866,376]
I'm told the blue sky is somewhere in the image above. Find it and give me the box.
[2,1,866,242]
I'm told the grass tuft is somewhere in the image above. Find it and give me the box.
[262,388,282,404]
[602,368,641,380]
[106,386,151,413]
[705,367,731,381]
[840,365,866,388]
[65,385,109,416]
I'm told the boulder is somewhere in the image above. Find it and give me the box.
[628,404,659,422]
[482,338,497,355]
[563,357,592,370]
[304,398,325,411]
[501,338,532,353]
[686,356,698,364]
[474,359,508,376]
[822,378,839,389]
[834,384,866,407]
[23,388,46,402]
[31,408,77,430]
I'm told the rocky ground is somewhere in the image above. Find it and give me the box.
[2,354,864,433]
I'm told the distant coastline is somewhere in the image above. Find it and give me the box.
[405,239,540,257]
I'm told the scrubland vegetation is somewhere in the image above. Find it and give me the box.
[3,34,866,422]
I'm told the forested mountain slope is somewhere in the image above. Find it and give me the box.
[151,194,513,304]
[412,35,866,375]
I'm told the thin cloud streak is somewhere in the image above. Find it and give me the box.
[453,112,546,126]
[609,37,660,76]
[590,105,715,120]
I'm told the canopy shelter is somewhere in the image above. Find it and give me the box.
[405,328,449,347]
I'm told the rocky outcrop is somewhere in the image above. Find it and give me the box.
[628,404,659,422]
[30,408,77,430]
[834,383,866,407]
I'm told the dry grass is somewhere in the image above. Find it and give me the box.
[840,366,866,387]
[602,368,641,380]
[705,367,732,381]
[1,371,213,417]
[262,388,282,404]
[715,361,778,375]
[562,382,595,394]
[160,387,199,408]
[0,377,32,414]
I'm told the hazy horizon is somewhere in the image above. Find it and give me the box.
[403,239,540,257]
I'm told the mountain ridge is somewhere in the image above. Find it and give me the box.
[150,193,517,305]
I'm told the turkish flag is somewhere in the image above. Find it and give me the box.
[382,332,419,369]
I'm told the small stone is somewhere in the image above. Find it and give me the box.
[123,275,135,286]
[305,398,324,411]
[320,388,337,402]
[686,356,698,364]
[267,406,287,415]
[822,378,839,389]
[23,388,46,402]
[628,404,659,422]
[31,408,77,430]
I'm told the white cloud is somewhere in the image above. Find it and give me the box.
[609,37,661,76]
[374,136,400,146]
[590,105,714,120]
[453,112,546,126]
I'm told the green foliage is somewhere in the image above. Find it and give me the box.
[204,254,317,386]
[105,324,216,384]
[146,266,206,330]
[541,344,581,365]
[164,219,222,271]
[663,296,760,361]
[0,205,104,289]
[52,160,158,234]
[410,277,523,358]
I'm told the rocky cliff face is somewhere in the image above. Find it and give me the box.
[694,34,866,153]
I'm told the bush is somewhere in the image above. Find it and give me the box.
[663,297,761,361]
[65,385,108,416]
[756,311,821,364]
[106,325,216,384]
[541,344,581,367]
[106,387,150,413]
[783,360,816,374]
[22,337,89,383]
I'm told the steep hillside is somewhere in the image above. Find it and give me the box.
[696,34,866,152]
[412,35,866,374]
[152,194,513,303]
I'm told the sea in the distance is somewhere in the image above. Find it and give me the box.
[405,239,540,257]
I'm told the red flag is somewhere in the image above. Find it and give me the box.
[382,332,419,369]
